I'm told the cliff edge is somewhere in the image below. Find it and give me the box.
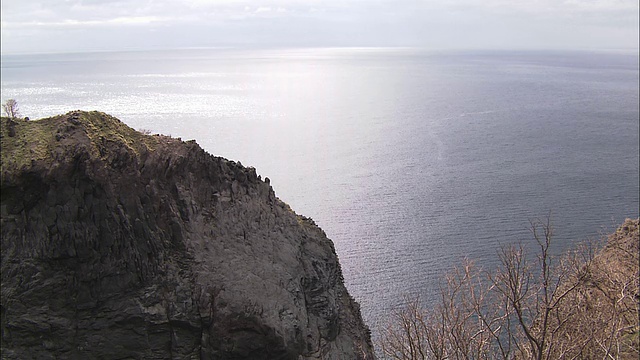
[0,112,374,359]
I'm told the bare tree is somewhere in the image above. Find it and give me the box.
[2,99,20,118]
[378,218,639,360]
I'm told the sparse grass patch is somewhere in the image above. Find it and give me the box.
[1,111,163,175]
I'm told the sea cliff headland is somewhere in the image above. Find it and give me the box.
[0,111,374,359]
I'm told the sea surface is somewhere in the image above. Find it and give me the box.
[2,48,639,335]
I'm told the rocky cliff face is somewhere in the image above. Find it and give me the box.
[0,112,374,359]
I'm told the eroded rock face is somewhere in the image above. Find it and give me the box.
[0,112,374,359]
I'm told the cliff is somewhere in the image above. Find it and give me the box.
[0,111,374,359]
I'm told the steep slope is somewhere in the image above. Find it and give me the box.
[0,111,374,359]
[558,218,639,358]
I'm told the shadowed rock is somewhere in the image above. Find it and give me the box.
[0,111,374,359]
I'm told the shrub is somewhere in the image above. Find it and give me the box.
[2,99,20,118]
[378,218,639,359]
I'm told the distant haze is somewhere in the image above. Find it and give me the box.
[1,0,639,54]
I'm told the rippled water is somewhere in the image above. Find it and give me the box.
[2,48,638,333]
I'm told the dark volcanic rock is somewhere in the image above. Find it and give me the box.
[0,112,374,359]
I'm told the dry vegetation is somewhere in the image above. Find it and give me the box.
[2,99,20,118]
[378,218,639,359]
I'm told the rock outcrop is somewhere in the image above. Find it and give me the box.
[0,111,374,359]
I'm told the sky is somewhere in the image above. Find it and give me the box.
[1,0,638,54]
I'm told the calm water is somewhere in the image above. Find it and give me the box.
[2,48,639,333]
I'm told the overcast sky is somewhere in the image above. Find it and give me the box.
[1,0,638,54]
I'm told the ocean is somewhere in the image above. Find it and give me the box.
[1,47,638,334]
